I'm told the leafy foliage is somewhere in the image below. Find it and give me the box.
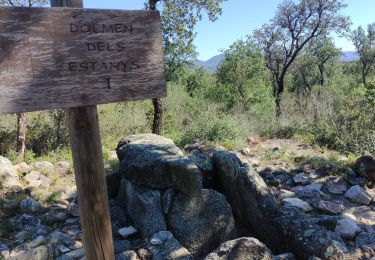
[254,0,350,116]
[351,23,375,85]
[216,39,269,109]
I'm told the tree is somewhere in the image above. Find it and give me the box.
[309,35,341,86]
[0,0,48,159]
[351,23,375,85]
[186,67,214,97]
[291,35,341,93]
[147,0,226,134]
[216,38,267,109]
[254,0,350,117]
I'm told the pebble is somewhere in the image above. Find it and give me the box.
[327,177,348,194]
[293,173,310,185]
[292,184,322,198]
[345,185,372,206]
[118,226,138,238]
[20,198,43,213]
[335,218,361,239]
[24,171,42,188]
[318,200,344,215]
[29,235,46,248]
[59,244,71,254]
[278,189,295,200]
[49,230,71,245]
[150,230,173,245]
[283,198,313,212]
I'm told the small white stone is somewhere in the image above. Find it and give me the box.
[118,226,138,238]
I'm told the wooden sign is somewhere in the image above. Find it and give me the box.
[0,6,166,114]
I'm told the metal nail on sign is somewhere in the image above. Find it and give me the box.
[0,6,166,114]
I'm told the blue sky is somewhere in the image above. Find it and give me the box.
[84,0,375,61]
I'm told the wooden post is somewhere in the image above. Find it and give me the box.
[50,1,115,259]
[66,106,114,260]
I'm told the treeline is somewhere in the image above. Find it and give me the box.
[0,0,374,162]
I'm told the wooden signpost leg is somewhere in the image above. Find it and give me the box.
[49,1,114,259]
[66,106,115,260]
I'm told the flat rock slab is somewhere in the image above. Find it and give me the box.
[116,134,203,195]
[212,151,280,251]
[167,189,236,259]
[275,206,347,259]
[118,179,167,238]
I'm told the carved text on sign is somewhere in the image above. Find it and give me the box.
[0,7,166,114]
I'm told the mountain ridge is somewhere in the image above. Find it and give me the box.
[196,51,359,73]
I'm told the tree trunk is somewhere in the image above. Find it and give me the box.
[275,95,282,118]
[16,113,26,159]
[318,64,324,86]
[149,0,164,135]
[152,98,164,135]
[274,80,284,118]
[362,68,367,86]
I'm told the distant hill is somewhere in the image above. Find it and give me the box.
[195,54,224,73]
[339,51,359,63]
[196,51,359,73]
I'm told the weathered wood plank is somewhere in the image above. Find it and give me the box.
[0,6,166,114]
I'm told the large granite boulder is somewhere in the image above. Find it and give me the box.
[204,237,273,260]
[116,134,203,196]
[212,151,280,251]
[167,189,236,259]
[0,156,21,188]
[117,179,167,238]
[275,205,347,259]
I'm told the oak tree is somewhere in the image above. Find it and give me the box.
[351,23,375,85]
[254,0,349,117]
[216,38,266,109]
[309,35,341,86]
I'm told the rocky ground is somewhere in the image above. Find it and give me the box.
[0,134,374,260]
